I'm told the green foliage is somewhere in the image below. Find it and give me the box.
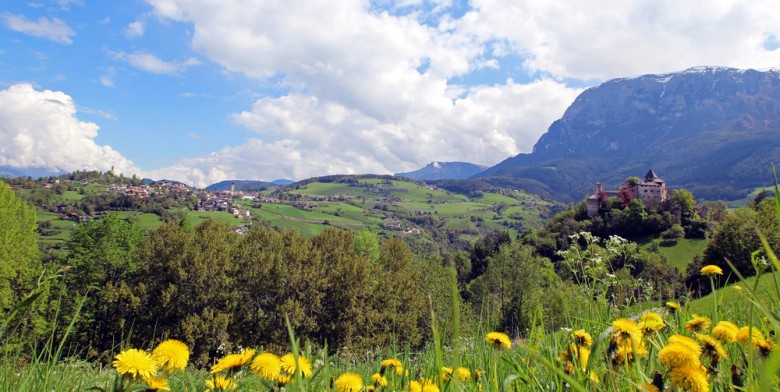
[699,199,780,290]
[353,229,380,262]
[625,176,640,186]
[670,189,696,219]
[0,181,47,340]
[64,213,145,358]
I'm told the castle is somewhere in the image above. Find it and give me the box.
[586,169,669,218]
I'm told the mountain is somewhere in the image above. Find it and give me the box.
[205,180,278,192]
[0,166,66,178]
[476,67,780,202]
[271,179,295,185]
[396,161,488,180]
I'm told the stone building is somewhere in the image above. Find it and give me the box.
[586,169,669,218]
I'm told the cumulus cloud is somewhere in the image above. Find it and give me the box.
[142,0,780,186]
[0,83,139,176]
[112,51,200,75]
[1,13,75,44]
[457,0,780,80]
[124,20,145,39]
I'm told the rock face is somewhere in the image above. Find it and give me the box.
[396,161,488,180]
[477,67,780,202]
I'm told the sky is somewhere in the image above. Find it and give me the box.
[1,0,779,187]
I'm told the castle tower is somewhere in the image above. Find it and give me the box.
[595,182,603,194]
[230,182,235,194]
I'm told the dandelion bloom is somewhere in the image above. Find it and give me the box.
[640,319,667,334]
[455,367,471,381]
[736,326,765,345]
[700,265,723,276]
[666,301,682,313]
[712,321,739,343]
[612,318,642,343]
[112,348,158,379]
[755,339,774,357]
[640,383,660,392]
[423,384,441,392]
[381,358,403,376]
[410,380,422,392]
[640,312,664,324]
[210,348,256,374]
[485,331,511,349]
[152,339,189,372]
[334,373,363,392]
[668,334,702,353]
[371,373,388,387]
[441,366,453,382]
[205,375,235,391]
[659,343,701,368]
[572,330,593,347]
[366,387,376,392]
[697,334,728,359]
[280,353,313,378]
[250,352,282,381]
[669,365,709,392]
[143,374,170,391]
[685,315,712,334]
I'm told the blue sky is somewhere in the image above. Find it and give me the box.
[1,0,779,186]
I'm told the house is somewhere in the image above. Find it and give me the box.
[586,169,669,218]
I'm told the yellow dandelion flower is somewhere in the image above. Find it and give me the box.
[685,315,712,333]
[335,372,363,392]
[410,380,422,392]
[474,370,484,381]
[659,343,701,368]
[210,348,256,374]
[736,326,765,345]
[668,334,702,353]
[712,321,739,343]
[277,373,292,385]
[381,357,403,376]
[366,386,376,392]
[697,334,728,359]
[250,352,282,381]
[143,374,170,391]
[152,339,189,372]
[423,384,440,392]
[669,364,709,392]
[641,312,663,323]
[640,319,667,334]
[589,370,599,384]
[666,301,682,313]
[755,339,774,357]
[572,330,593,347]
[700,265,723,276]
[112,348,158,380]
[371,372,388,387]
[485,331,511,349]
[455,367,471,381]
[611,318,642,343]
[640,383,660,392]
[205,375,235,391]
[280,353,313,378]
[441,366,453,382]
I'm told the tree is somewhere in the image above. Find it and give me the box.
[0,181,45,336]
[64,213,145,357]
[353,230,380,263]
[670,189,696,220]
[625,176,641,186]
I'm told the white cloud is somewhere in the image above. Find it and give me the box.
[124,20,145,39]
[142,0,780,186]
[457,0,780,80]
[112,51,200,75]
[0,84,139,176]
[99,75,114,87]
[1,13,75,44]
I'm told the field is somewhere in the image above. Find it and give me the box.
[637,236,709,272]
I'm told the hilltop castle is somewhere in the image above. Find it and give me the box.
[586,169,669,218]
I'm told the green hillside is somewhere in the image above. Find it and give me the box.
[11,174,556,252]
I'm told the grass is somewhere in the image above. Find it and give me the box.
[636,235,708,272]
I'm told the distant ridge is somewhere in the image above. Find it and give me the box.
[206,179,284,192]
[396,161,487,180]
[475,66,780,202]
